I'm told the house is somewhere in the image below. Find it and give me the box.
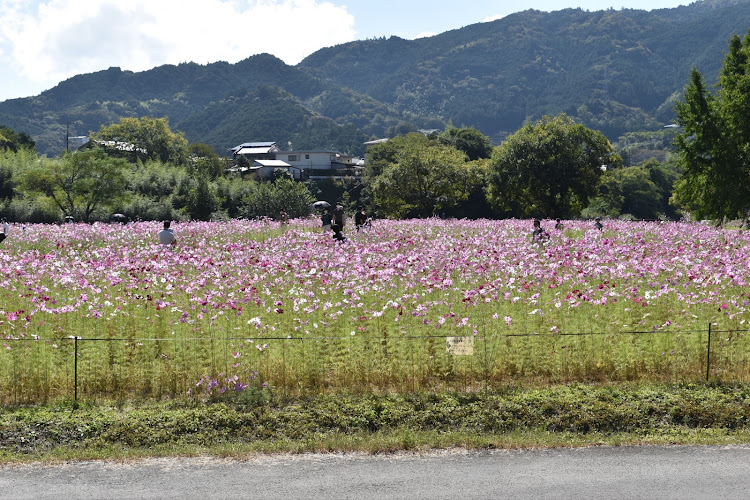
[250,159,299,180]
[228,142,364,180]
[230,142,280,163]
[276,150,364,180]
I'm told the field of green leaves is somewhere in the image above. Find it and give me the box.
[2,218,749,404]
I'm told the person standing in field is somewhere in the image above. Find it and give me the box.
[0,217,8,243]
[158,220,177,246]
[321,207,332,233]
[333,203,345,229]
[531,219,549,244]
[594,217,603,231]
[555,218,564,230]
[354,206,368,231]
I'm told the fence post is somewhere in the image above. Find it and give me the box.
[706,323,712,382]
[74,337,79,402]
[483,335,488,395]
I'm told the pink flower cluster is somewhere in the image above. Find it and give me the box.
[0,218,748,345]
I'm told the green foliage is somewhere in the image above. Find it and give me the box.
[369,133,472,218]
[214,176,256,219]
[188,143,224,180]
[487,114,620,218]
[308,177,363,213]
[0,124,35,153]
[301,3,750,142]
[186,176,220,221]
[588,166,662,220]
[241,177,314,219]
[0,148,38,202]
[177,86,369,156]
[4,385,750,460]
[17,148,130,221]
[94,116,190,165]
[673,30,750,221]
[385,121,418,138]
[438,126,493,161]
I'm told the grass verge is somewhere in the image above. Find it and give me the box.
[2,383,750,463]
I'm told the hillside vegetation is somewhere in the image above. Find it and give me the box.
[0,0,749,156]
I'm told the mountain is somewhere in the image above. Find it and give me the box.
[300,0,750,142]
[0,54,392,156]
[1,0,749,157]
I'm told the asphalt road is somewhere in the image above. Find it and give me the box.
[3,445,750,499]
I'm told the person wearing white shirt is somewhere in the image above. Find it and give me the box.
[0,217,8,243]
[158,220,177,246]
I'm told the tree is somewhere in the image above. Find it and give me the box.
[19,148,129,221]
[438,126,493,161]
[486,114,620,218]
[0,125,36,153]
[94,117,189,165]
[185,176,220,221]
[0,148,38,201]
[189,143,224,180]
[673,31,750,221]
[242,177,314,219]
[370,133,472,218]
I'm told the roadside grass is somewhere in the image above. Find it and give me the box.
[3,383,750,464]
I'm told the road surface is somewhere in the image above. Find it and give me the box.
[2,445,750,499]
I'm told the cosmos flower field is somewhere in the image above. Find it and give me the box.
[2,218,749,403]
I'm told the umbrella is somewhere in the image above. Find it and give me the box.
[312,201,331,210]
[110,213,128,223]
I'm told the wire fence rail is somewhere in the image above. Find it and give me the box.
[2,324,749,404]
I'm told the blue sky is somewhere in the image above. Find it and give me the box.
[0,0,692,103]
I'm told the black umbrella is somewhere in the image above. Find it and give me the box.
[312,201,331,210]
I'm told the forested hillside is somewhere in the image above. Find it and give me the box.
[0,0,748,156]
[300,0,750,142]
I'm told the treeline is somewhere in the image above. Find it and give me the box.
[0,116,681,225]
[0,118,314,223]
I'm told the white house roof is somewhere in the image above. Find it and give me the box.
[364,138,388,146]
[253,159,291,168]
[230,142,277,154]
[236,146,275,155]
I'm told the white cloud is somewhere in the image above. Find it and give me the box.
[0,0,355,85]
[413,31,437,39]
[483,13,508,23]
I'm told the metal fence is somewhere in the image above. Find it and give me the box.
[2,324,749,404]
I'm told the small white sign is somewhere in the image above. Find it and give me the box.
[446,336,474,356]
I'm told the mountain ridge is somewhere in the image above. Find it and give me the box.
[0,0,748,157]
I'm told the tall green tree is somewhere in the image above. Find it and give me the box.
[438,126,493,161]
[487,114,620,218]
[94,117,189,165]
[673,31,750,221]
[186,176,220,221]
[19,148,129,221]
[370,133,472,218]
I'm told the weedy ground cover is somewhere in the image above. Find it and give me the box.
[1,218,749,403]
[3,384,750,462]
